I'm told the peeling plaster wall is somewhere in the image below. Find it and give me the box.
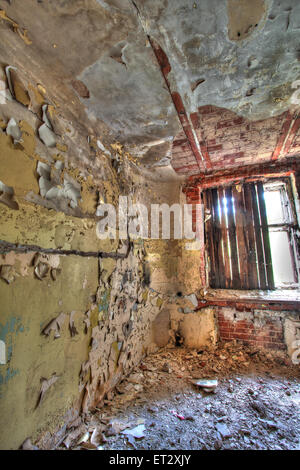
[0,52,191,449]
[0,253,98,449]
[0,64,172,450]
[0,49,199,448]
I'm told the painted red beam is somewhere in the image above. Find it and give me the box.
[271,111,295,160]
[171,92,212,170]
[283,113,300,154]
[148,36,212,171]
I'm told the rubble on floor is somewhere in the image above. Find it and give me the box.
[49,341,300,450]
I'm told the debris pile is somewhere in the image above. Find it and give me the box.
[41,341,300,451]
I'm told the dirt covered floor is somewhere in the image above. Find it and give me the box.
[54,341,300,451]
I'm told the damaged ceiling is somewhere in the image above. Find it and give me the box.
[0,0,299,177]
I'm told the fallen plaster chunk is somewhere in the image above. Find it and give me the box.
[77,432,90,445]
[216,422,231,439]
[20,438,39,450]
[6,117,22,144]
[63,427,85,449]
[36,373,60,408]
[90,428,104,447]
[193,378,218,392]
[122,424,146,440]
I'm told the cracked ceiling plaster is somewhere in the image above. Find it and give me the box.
[1,0,299,177]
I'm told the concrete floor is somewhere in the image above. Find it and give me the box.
[57,342,300,451]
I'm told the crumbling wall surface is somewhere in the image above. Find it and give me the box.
[0,61,167,449]
[150,293,217,351]
[171,306,217,349]
[0,239,166,450]
[0,252,98,449]
[217,307,300,356]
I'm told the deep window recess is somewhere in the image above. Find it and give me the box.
[203,180,299,290]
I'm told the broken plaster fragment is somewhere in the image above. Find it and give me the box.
[39,176,55,197]
[7,67,30,106]
[83,310,91,334]
[42,104,53,129]
[50,268,61,281]
[0,79,12,104]
[6,117,22,144]
[36,373,60,408]
[0,265,15,284]
[37,161,51,179]
[110,341,123,370]
[42,313,66,339]
[69,311,79,337]
[63,427,85,449]
[20,438,39,450]
[90,428,104,447]
[185,293,198,307]
[193,378,218,392]
[122,424,145,440]
[38,104,57,147]
[34,261,50,280]
[55,160,64,171]
[97,139,111,157]
[0,180,19,210]
[63,175,81,208]
[5,65,17,98]
[37,161,81,208]
[38,123,57,147]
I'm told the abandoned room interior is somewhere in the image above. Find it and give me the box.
[0,0,300,451]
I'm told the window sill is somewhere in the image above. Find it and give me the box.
[197,288,300,312]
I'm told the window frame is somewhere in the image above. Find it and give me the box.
[203,176,300,292]
[263,179,299,288]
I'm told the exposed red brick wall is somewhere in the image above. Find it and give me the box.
[217,308,286,351]
[171,105,300,176]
